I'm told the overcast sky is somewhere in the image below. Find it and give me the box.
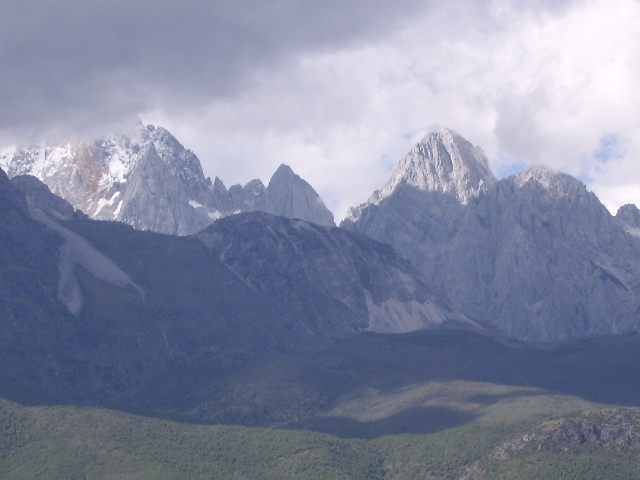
[2,0,639,219]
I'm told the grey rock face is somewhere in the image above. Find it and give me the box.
[230,178,266,211]
[113,137,215,235]
[616,203,640,237]
[342,130,640,342]
[198,211,463,335]
[258,164,335,226]
[220,165,335,226]
[379,128,496,204]
[476,165,640,341]
[346,128,495,227]
[0,124,335,234]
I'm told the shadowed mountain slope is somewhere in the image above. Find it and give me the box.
[0,168,458,404]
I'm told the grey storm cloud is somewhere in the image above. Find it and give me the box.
[0,0,429,138]
[2,0,638,219]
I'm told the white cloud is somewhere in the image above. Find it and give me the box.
[0,0,428,140]
[4,0,640,218]
[146,0,640,218]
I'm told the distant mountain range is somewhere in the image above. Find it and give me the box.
[0,121,334,234]
[3,124,640,344]
[342,128,640,342]
[4,125,640,478]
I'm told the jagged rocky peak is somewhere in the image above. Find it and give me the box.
[270,163,296,181]
[261,164,335,226]
[503,164,614,226]
[0,120,154,217]
[1,123,336,234]
[147,125,211,190]
[378,128,496,205]
[616,203,640,237]
[511,163,590,198]
[227,179,266,212]
[617,203,640,228]
[243,178,267,199]
[343,128,496,225]
[215,165,334,226]
[0,120,219,235]
[210,176,230,212]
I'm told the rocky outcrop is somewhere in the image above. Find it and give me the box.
[616,203,640,237]
[342,129,640,342]
[460,408,640,479]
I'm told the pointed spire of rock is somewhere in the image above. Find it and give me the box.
[378,128,496,205]
[616,203,640,237]
[261,164,335,226]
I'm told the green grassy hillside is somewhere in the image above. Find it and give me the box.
[3,397,639,479]
[3,320,640,478]
[0,397,383,479]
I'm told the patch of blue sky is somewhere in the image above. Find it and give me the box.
[594,133,624,164]
[492,151,527,179]
[379,153,397,172]
[580,133,626,184]
[495,161,527,179]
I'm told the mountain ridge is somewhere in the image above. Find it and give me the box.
[0,167,466,403]
[342,129,640,342]
[4,124,640,344]
[3,124,640,479]
[0,122,335,234]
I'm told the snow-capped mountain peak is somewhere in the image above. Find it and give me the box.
[1,124,336,234]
